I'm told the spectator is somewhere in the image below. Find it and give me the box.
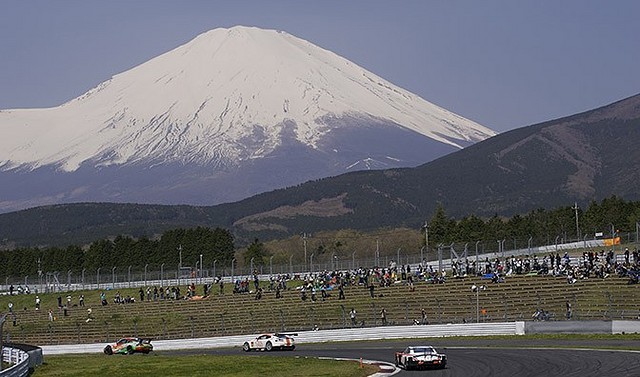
[350,308,357,327]
[48,308,54,322]
[79,294,85,307]
[35,296,41,310]
[8,302,13,313]
[380,307,387,325]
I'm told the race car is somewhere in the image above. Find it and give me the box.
[242,333,296,352]
[394,345,447,370]
[103,337,153,355]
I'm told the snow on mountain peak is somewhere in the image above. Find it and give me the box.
[0,26,496,172]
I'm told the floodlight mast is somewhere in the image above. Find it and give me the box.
[573,202,581,239]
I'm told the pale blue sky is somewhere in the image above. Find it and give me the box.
[1,0,638,132]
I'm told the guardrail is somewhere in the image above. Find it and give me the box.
[0,346,30,377]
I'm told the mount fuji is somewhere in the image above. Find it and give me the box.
[0,26,496,213]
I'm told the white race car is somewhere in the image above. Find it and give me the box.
[394,345,447,370]
[242,333,296,352]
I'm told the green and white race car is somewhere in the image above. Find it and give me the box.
[104,337,153,355]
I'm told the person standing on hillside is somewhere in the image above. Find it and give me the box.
[35,296,41,310]
[338,283,345,300]
[350,308,357,327]
[380,307,388,325]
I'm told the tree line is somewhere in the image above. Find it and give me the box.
[0,227,235,279]
[424,195,640,248]
[1,196,639,279]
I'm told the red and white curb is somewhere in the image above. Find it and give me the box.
[318,357,400,376]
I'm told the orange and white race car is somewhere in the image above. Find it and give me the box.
[103,337,153,355]
[242,333,296,352]
[394,345,447,370]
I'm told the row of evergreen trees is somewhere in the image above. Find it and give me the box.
[0,227,235,279]
[424,196,640,247]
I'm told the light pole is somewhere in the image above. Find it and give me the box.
[250,257,255,275]
[270,256,274,275]
[475,241,480,275]
[302,233,308,270]
[0,314,6,371]
[471,284,486,323]
[96,268,101,290]
[352,251,356,270]
[127,265,132,288]
[573,202,581,239]
[112,267,116,289]
[213,260,217,279]
[611,224,616,254]
[231,258,236,284]
[144,264,148,287]
[423,220,429,254]
[178,244,183,270]
[310,253,314,273]
[199,254,203,282]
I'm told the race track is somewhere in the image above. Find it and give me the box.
[176,338,640,377]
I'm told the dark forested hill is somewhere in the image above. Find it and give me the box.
[1,94,639,247]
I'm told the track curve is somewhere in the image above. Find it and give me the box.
[174,338,640,377]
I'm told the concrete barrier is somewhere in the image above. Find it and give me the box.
[37,320,640,357]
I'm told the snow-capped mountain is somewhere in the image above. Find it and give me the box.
[0,26,496,213]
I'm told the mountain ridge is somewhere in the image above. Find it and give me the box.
[0,93,639,248]
[0,26,494,213]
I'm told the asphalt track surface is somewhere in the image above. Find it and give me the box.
[169,338,640,377]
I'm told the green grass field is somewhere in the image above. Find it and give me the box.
[33,354,377,377]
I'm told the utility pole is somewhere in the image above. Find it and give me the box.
[572,202,581,240]
[0,314,6,371]
[302,233,308,270]
[423,221,430,254]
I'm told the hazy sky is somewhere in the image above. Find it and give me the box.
[1,0,638,132]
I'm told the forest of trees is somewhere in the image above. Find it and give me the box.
[423,196,640,248]
[0,227,235,279]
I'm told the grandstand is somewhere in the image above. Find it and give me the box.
[1,271,638,346]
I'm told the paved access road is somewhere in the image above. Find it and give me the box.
[174,338,640,377]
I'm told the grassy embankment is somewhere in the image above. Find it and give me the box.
[33,354,377,377]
